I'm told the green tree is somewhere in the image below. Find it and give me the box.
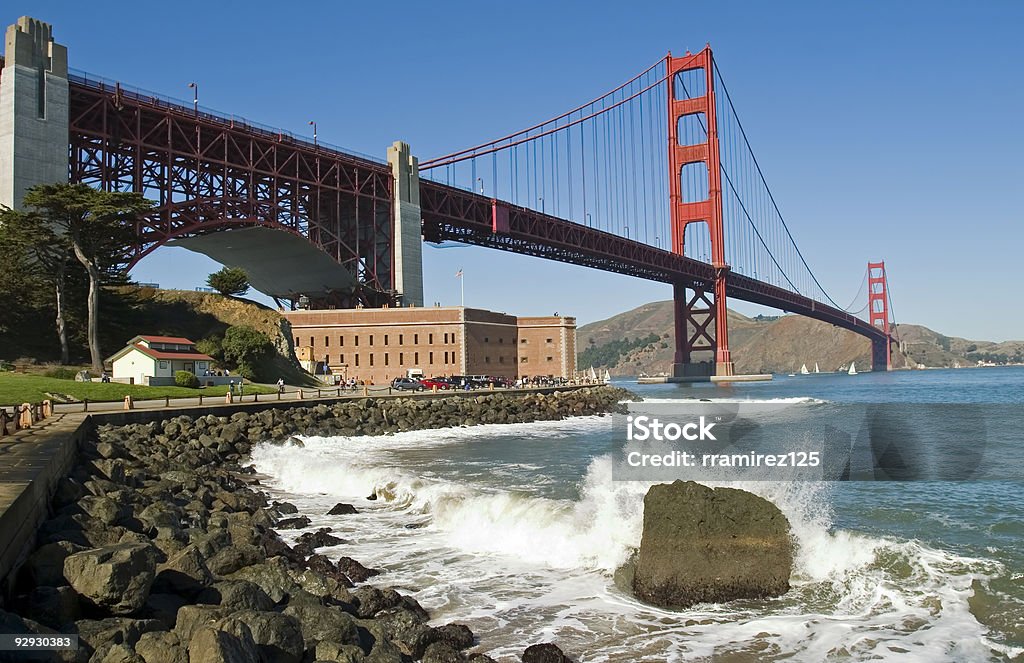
[22,184,153,372]
[0,207,72,363]
[221,325,272,379]
[207,266,250,297]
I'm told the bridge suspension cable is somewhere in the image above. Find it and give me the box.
[421,51,871,319]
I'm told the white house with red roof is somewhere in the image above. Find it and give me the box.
[107,335,215,386]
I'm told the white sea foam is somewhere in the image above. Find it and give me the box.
[635,396,829,404]
[249,417,1007,662]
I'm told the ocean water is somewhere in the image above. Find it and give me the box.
[249,367,1024,662]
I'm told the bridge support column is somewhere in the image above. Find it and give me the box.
[672,282,712,378]
[871,336,891,373]
[0,17,68,210]
[713,272,734,376]
[388,140,423,307]
[868,261,892,371]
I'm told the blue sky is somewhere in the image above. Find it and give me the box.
[7,1,1023,340]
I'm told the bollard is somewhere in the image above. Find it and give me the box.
[0,408,9,436]
[254,393,259,402]
[123,395,134,410]
[297,389,303,400]
[199,394,204,405]
[165,396,170,407]
[336,388,341,397]
[433,385,438,393]
[363,386,368,397]
[225,392,233,404]
[277,391,281,401]
[489,382,494,391]
[317,389,321,398]
[19,404,28,426]
[83,399,89,412]
[42,400,54,418]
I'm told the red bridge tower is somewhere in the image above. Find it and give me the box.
[667,46,734,377]
[868,261,892,371]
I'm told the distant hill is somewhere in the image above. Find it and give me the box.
[577,300,1024,375]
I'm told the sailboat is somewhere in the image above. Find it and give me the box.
[603,369,612,384]
[848,362,857,376]
[814,363,820,374]
[589,366,598,381]
[800,363,809,375]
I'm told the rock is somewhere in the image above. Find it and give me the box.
[22,585,80,629]
[74,618,164,659]
[366,493,378,501]
[274,502,299,515]
[91,642,145,663]
[422,642,462,663]
[153,545,213,599]
[53,477,87,509]
[281,603,360,650]
[372,607,431,658]
[432,624,474,650]
[26,541,83,586]
[522,643,573,663]
[206,543,265,576]
[327,503,359,516]
[135,630,187,663]
[335,557,380,583]
[142,593,187,629]
[276,516,311,530]
[196,580,274,612]
[351,587,428,621]
[174,605,232,643]
[230,610,305,663]
[295,527,346,550]
[63,543,158,614]
[632,481,792,609]
[314,640,366,663]
[187,622,259,663]
[305,555,354,588]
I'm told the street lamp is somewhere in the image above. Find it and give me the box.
[624,224,630,239]
[538,197,544,214]
[188,82,198,114]
[585,213,592,227]
[308,120,317,147]
[477,177,484,195]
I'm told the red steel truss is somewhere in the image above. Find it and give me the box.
[66,72,395,307]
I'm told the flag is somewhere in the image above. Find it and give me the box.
[455,269,463,278]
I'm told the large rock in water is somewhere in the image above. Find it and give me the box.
[632,481,792,608]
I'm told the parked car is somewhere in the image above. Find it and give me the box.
[391,377,424,391]
[420,378,449,390]
[444,375,470,389]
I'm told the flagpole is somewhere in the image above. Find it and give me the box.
[461,269,465,308]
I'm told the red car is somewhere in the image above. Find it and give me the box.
[419,378,450,390]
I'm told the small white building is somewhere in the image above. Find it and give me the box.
[107,335,214,386]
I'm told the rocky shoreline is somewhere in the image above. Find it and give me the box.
[0,387,631,663]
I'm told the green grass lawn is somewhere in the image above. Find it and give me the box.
[0,373,275,406]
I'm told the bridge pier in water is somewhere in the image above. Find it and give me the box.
[671,281,735,379]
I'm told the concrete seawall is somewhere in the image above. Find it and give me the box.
[0,385,603,600]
